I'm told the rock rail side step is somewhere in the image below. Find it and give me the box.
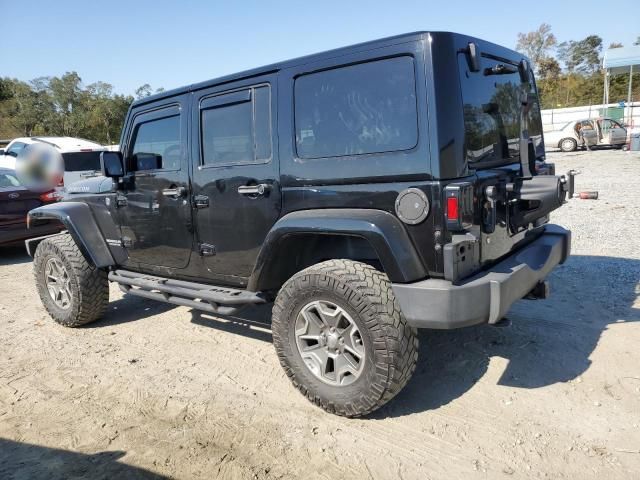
[108,269,266,315]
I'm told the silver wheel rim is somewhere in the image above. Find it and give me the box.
[295,300,366,386]
[561,139,574,151]
[44,258,72,310]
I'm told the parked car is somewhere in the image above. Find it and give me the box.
[545,118,627,152]
[0,168,63,246]
[0,137,106,188]
[26,32,574,417]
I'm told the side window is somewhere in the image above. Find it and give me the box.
[600,119,622,130]
[6,142,26,157]
[130,115,181,171]
[294,56,418,159]
[200,85,271,166]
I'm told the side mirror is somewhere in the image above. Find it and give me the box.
[100,151,124,178]
[0,149,5,155]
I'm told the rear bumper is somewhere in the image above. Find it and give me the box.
[392,225,571,329]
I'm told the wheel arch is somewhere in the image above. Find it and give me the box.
[247,209,428,292]
[27,202,117,268]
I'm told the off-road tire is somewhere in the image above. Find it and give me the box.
[33,234,108,327]
[272,259,419,417]
[560,138,577,152]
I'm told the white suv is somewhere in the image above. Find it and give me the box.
[0,137,106,188]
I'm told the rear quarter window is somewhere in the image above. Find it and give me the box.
[62,151,103,171]
[294,56,418,159]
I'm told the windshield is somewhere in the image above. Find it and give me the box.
[458,53,544,167]
[0,170,21,188]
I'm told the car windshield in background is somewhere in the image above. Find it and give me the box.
[458,53,543,167]
[62,151,103,172]
[0,171,21,188]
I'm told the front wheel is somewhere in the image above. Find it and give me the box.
[33,234,108,327]
[271,260,418,417]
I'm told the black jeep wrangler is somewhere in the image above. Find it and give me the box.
[27,32,574,417]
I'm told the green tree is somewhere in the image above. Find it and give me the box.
[134,84,164,100]
[134,83,153,100]
[558,35,603,74]
[516,23,557,73]
[0,73,137,143]
[536,57,562,108]
[49,72,84,136]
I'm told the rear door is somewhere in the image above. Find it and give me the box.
[190,75,281,284]
[117,95,193,270]
[457,48,547,265]
[580,121,598,147]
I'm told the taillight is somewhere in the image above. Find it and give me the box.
[444,182,473,231]
[39,190,59,202]
[446,197,459,221]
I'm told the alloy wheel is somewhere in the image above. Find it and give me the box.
[44,258,72,310]
[294,300,366,386]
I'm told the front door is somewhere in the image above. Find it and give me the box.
[117,96,193,270]
[598,119,627,146]
[190,76,281,286]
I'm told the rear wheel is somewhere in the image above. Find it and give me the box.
[560,138,577,152]
[271,259,418,417]
[34,234,108,327]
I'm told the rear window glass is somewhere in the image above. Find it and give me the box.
[458,54,543,165]
[294,56,418,159]
[62,151,103,172]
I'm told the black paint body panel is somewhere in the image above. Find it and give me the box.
[27,32,555,294]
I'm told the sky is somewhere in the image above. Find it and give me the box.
[1,0,638,95]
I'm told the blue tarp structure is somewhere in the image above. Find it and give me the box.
[603,46,640,74]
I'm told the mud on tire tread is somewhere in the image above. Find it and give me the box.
[33,233,108,327]
[271,259,419,417]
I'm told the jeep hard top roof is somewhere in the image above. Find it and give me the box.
[132,31,525,108]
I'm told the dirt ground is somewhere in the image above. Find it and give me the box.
[1,149,639,480]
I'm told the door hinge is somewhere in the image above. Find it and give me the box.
[116,194,128,207]
[199,243,216,256]
[193,195,209,209]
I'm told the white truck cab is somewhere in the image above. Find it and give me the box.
[0,136,106,187]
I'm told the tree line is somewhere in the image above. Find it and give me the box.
[1,28,639,143]
[0,74,162,144]
[516,24,640,109]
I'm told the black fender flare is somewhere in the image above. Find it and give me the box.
[247,209,427,291]
[27,202,115,268]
